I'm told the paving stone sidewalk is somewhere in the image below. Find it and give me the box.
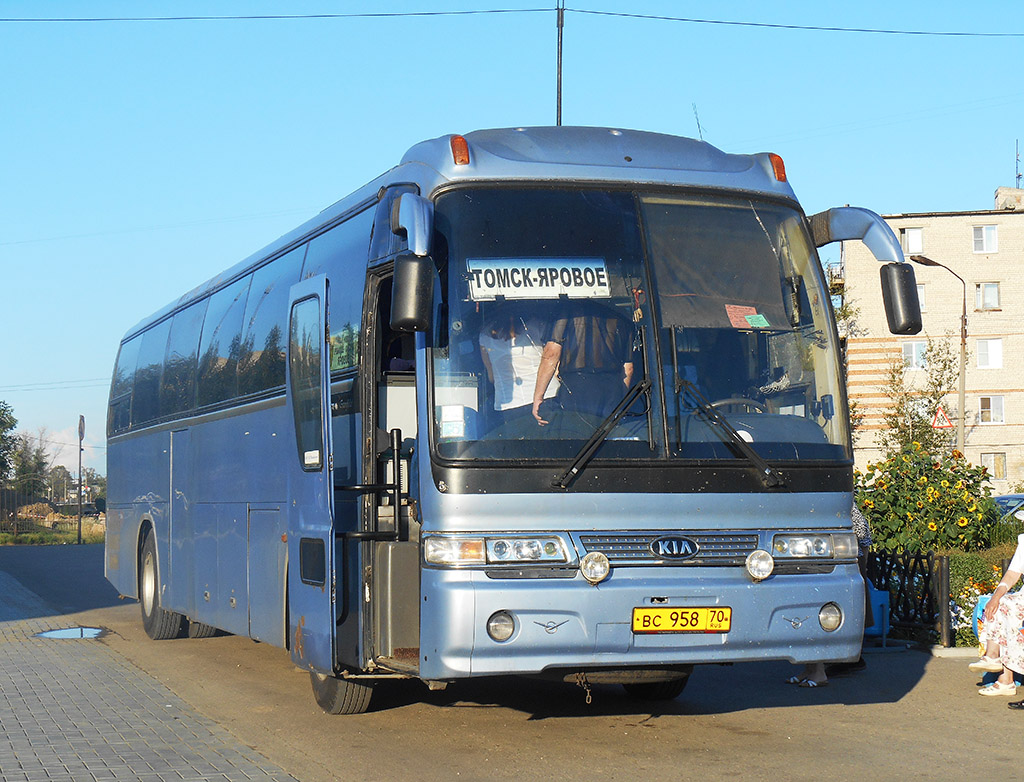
[0,572,296,782]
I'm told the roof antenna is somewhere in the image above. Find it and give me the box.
[1017,139,1021,188]
[692,103,705,141]
[556,1,565,126]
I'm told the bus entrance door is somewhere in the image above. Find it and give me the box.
[285,276,337,674]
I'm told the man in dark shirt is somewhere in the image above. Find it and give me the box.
[532,303,634,425]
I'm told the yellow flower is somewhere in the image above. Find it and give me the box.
[863,499,875,509]
[968,504,977,513]
[916,501,924,509]
[928,522,937,531]
[913,441,922,450]
[941,480,950,488]
[957,516,969,527]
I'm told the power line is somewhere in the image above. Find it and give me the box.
[0,9,549,23]
[0,7,1020,37]
[0,379,109,392]
[569,9,1024,38]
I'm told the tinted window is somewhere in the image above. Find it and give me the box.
[132,318,172,426]
[108,336,141,435]
[303,210,373,372]
[160,298,209,416]
[197,275,252,407]
[238,247,305,396]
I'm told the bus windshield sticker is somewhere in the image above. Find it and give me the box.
[725,304,760,329]
[466,258,610,301]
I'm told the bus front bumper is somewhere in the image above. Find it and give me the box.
[418,564,865,681]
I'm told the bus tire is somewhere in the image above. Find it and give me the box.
[310,672,373,715]
[187,620,218,639]
[621,676,689,701]
[139,530,184,640]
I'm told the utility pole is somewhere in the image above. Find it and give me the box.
[556,1,564,126]
[77,415,84,544]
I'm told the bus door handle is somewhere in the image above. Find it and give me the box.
[335,428,408,542]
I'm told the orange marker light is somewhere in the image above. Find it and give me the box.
[769,153,787,182]
[451,135,470,166]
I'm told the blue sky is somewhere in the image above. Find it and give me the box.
[2,1,1022,474]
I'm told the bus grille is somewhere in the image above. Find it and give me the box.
[577,532,759,566]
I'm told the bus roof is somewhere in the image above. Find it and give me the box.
[122,127,795,340]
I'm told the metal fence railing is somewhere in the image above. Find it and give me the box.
[867,551,952,647]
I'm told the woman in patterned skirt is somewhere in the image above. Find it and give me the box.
[972,533,1024,703]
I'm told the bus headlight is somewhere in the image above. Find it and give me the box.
[486,537,567,563]
[424,537,485,566]
[773,534,833,558]
[745,549,774,581]
[424,535,570,567]
[819,603,843,631]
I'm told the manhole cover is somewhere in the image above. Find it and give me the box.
[35,627,108,640]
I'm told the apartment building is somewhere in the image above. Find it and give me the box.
[839,187,1024,490]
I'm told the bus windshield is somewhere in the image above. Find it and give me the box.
[430,187,849,464]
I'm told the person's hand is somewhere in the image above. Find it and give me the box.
[533,399,548,426]
[985,593,1002,622]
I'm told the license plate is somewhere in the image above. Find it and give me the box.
[631,606,732,634]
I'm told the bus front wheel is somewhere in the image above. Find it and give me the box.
[139,530,184,640]
[310,672,373,715]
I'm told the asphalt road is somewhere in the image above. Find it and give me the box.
[0,544,1018,781]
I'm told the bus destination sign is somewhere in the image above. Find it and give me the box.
[467,258,611,301]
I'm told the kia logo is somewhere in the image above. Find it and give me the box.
[650,536,699,560]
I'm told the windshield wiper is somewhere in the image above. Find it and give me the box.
[675,376,785,489]
[552,379,651,489]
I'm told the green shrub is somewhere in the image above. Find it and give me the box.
[856,443,998,552]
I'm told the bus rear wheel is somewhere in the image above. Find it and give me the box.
[310,672,373,715]
[621,675,690,701]
[187,620,218,639]
[139,530,184,640]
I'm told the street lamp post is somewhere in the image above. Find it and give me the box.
[909,255,967,453]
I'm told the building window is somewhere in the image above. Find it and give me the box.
[902,341,927,369]
[973,225,998,253]
[975,282,1000,310]
[977,338,1003,369]
[981,452,1007,480]
[900,227,923,254]
[979,395,1004,424]
[917,283,926,312]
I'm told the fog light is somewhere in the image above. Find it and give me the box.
[486,611,515,642]
[580,552,611,585]
[819,602,843,632]
[745,549,774,581]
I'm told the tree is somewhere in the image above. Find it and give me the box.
[0,401,16,484]
[82,467,106,503]
[47,464,73,503]
[876,335,959,457]
[11,429,58,498]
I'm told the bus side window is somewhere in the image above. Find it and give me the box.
[237,246,306,397]
[108,335,141,435]
[303,208,373,372]
[131,318,172,427]
[196,275,252,408]
[160,298,209,417]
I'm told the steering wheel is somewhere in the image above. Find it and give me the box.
[710,397,766,414]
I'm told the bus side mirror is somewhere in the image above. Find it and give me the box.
[808,206,923,335]
[391,193,433,258]
[879,262,922,335]
[391,253,437,332]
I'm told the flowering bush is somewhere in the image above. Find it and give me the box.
[951,572,1000,647]
[856,443,998,552]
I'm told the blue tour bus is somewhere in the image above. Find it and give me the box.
[105,127,921,713]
